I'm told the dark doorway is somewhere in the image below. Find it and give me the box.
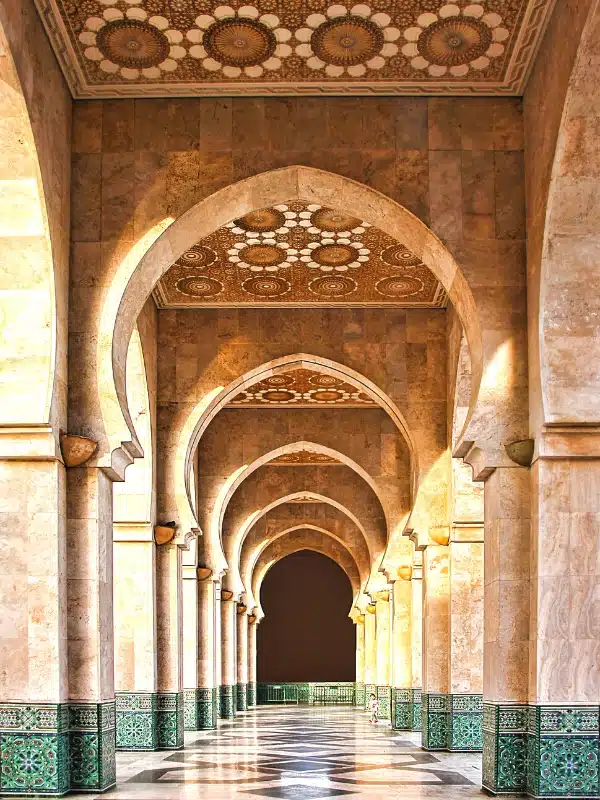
[257,549,356,682]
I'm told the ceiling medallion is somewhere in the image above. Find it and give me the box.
[80,8,184,79]
[228,239,297,272]
[295,4,400,77]
[299,240,369,272]
[381,243,422,268]
[234,208,287,232]
[242,275,291,298]
[309,275,357,297]
[176,276,223,298]
[311,209,363,232]
[265,375,295,386]
[402,4,509,77]
[309,374,340,386]
[376,276,423,298]
[186,6,292,78]
[180,245,217,267]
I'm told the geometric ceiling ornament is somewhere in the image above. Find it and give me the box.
[35,0,555,96]
[270,450,341,465]
[153,201,447,308]
[226,368,378,407]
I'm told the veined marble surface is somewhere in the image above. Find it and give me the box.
[70,706,483,799]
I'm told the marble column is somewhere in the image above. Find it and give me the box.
[410,556,423,731]
[392,577,412,729]
[354,615,366,707]
[247,615,258,707]
[375,590,391,720]
[236,605,248,711]
[421,543,450,750]
[183,571,217,730]
[526,456,600,799]
[481,467,530,795]
[364,604,377,708]
[447,526,484,751]
[66,467,116,792]
[220,591,237,719]
[156,542,185,748]
[0,452,70,795]
[113,523,158,751]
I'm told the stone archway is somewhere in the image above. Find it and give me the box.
[98,166,481,482]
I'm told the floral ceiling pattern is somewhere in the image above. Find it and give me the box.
[153,202,447,307]
[269,450,341,465]
[226,369,377,407]
[37,0,554,95]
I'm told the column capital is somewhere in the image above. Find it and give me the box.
[221,589,234,601]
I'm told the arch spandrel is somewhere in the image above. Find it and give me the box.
[195,407,410,575]
[252,529,362,620]
[219,466,387,595]
[100,166,480,486]
[214,440,391,577]
[242,516,371,612]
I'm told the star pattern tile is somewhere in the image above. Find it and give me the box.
[227,368,377,408]
[37,0,555,96]
[153,202,447,308]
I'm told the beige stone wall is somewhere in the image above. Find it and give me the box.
[523,0,596,434]
[0,0,71,432]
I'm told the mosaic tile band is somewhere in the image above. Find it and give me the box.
[0,701,118,795]
[236,683,248,711]
[422,694,483,752]
[247,682,257,707]
[183,688,218,731]
[482,703,600,798]
[220,685,237,719]
[392,688,411,730]
[115,692,158,751]
[410,687,422,732]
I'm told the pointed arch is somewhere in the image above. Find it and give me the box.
[101,166,481,477]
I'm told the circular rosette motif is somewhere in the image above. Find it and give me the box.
[242,275,291,298]
[228,239,299,272]
[186,6,292,78]
[179,245,217,268]
[304,388,350,403]
[309,275,357,297]
[311,208,363,232]
[401,3,509,77]
[375,275,423,298]
[295,4,401,77]
[381,243,422,268]
[79,7,185,79]
[254,387,302,403]
[309,374,341,387]
[232,208,287,233]
[264,374,295,387]
[299,241,369,272]
[175,276,223,298]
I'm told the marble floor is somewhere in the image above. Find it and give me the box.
[72,707,484,799]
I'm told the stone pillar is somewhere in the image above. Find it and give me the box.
[410,556,423,731]
[526,456,600,799]
[113,523,158,751]
[392,576,412,730]
[0,450,70,796]
[236,605,248,711]
[447,525,484,751]
[355,615,366,707]
[220,591,237,719]
[67,467,116,792]
[375,590,391,720]
[183,571,217,730]
[247,615,258,707]
[156,543,185,748]
[364,604,377,708]
[421,543,450,750]
[481,467,530,795]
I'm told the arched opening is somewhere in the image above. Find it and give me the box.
[257,550,355,683]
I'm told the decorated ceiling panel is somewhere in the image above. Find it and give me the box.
[37,0,553,95]
[154,202,446,307]
[226,368,377,407]
[270,450,341,465]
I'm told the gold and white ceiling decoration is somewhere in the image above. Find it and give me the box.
[37,0,554,96]
[153,202,447,307]
[270,450,341,465]
[226,369,377,407]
